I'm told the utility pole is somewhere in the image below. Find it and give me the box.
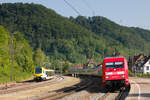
[61,61,62,76]
[134,45,136,77]
[101,34,105,59]
[59,59,62,76]
[10,32,15,81]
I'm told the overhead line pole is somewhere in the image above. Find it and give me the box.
[10,32,14,81]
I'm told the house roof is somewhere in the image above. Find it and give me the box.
[133,54,150,67]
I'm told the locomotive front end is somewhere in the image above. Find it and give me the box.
[102,57,129,88]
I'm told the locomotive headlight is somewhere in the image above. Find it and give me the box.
[117,71,124,74]
[120,75,125,78]
[106,76,110,79]
[106,72,113,75]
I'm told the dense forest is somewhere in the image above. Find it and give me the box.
[0,26,34,82]
[0,3,150,71]
[0,25,52,82]
[70,16,150,52]
[0,3,106,63]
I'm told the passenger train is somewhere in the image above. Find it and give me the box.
[102,56,129,88]
[34,67,55,81]
[69,56,130,88]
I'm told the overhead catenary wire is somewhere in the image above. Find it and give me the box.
[63,0,81,16]
[81,0,95,16]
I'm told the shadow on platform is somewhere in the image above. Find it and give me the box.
[128,93,150,98]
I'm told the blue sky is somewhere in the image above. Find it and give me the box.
[1,0,150,30]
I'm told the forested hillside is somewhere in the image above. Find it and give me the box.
[0,3,150,64]
[70,16,150,54]
[0,3,105,63]
[0,26,34,82]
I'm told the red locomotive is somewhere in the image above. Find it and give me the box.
[102,56,129,88]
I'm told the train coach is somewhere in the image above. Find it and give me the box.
[34,67,55,81]
[68,56,129,89]
[102,56,129,88]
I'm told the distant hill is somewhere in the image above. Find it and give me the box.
[0,3,150,63]
[70,16,150,52]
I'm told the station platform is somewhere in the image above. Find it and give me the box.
[126,77,150,100]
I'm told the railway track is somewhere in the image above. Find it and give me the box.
[35,75,129,100]
[0,79,35,90]
[32,76,95,100]
[99,84,130,100]
[98,87,116,100]
[0,75,130,100]
[115,84,130,100]
[0,75,63,95]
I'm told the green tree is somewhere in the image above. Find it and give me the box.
[0,26,35,82]
[33,48,50,67]
[1,3,150,64]
[62,61,72,73]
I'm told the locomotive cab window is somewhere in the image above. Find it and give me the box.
[115,62,124,68]
[105,62,114,68]
[35,68,42,74]
[105,62,124,68]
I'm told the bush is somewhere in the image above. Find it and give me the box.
[0,72,33,83]
[137,73,142,77]
[142,73,150,77]
[128,70,134,77]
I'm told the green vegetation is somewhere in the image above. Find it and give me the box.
[50,60,72,73]
[128,70,134,77]
[128,70,150,77]
[70,16,150,56]
[0,3,108,64]
[1,3,150,65]
[33,48,51,67]
[0,26,35,83]
[1,3,150,81]
[136,73,150,77]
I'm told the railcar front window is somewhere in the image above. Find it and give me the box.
[106,62,114,68]
[106,62,124,68]
[35,68,42,74]
[115,62,124,68]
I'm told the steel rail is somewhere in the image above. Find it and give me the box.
[0,76,63,95]
[34,76,93,100]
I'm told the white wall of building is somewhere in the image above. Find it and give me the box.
[143,59,150,74]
